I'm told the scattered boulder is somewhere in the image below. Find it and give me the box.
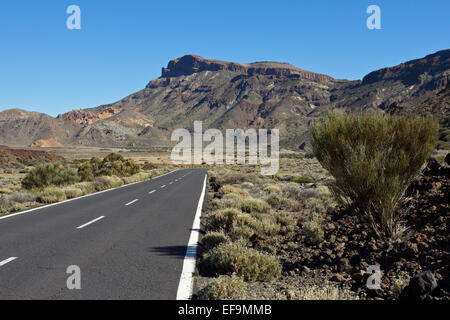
[400,271,438,301]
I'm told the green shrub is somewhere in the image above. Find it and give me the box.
[78,153,140,181]
[303,213,324,244]
[78,161,94,181]
[200,232,230,252]
[142,162,158,170]
[22,163,80,189]
[203,242,281,282]
[240,198,270,213]
[266,194,280,207]
[311,112,438,238]
[198,276,247,300]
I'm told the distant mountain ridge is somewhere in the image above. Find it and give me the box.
[1,49,449,149]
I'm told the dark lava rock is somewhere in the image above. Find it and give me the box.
[400,271,438,301]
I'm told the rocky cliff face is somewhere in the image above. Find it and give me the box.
[161,55,334,83]
[0,50,449,149]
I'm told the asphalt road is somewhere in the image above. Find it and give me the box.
[0,168,208,300]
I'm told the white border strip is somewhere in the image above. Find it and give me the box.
[0,169,184,221]
[176,174,207,300]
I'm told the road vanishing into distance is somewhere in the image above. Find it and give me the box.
[0,168,208,299]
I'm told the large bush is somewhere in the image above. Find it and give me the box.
[22,163,80,189]
[78,153,140,180]
[311,112,437,238]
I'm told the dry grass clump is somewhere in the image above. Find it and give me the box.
[63,187,84,199]
[204,208,241,233]
[240,198,270,213]
[72,182,95,195]
[7,192,37,203]
[197,275,247,300]
[202,241,281,282]
[262,184,282,195]
[38,187,67,204]
[219,185,236,194]
[204,208,281,238]
[295,284,360,300]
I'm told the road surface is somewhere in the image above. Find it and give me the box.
[0,168,207,300]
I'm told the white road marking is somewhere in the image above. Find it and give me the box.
[76,216,105,229]
[169,182,173,185]
[149,190,156,194]
[0,257,17,267]
[125,199,139,206]
[161,185,166,189]
[176,174,207,300]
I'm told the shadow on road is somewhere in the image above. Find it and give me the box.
[150,245,196,259]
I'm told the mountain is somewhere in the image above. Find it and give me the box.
[387,82,450,149]
[0,50,449,149]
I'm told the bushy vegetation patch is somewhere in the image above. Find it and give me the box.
[22,163,80,189]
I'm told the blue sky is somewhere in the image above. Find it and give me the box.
[0,0,448,116]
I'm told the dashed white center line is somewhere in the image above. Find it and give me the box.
[76,216,105,229]
[169,182,173,185]
[161,185,166,189]
[0,257,17,267]
[149,190,156,194]
[125,199,139,206]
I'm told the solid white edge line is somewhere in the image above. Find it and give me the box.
[76,216,105,229]
[0,169,186,221]
[125,199,139,206]
[176,173,207,300]
[0,257,17,267]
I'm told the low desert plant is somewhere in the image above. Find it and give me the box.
[240,198,270,213]
[295,284,359,300]
[203,208,241,233]
[391,275,410,299]
[266,194,280,207]
[38,187,67,204]
[311,112,438,238]
[303,213,324,244]
[200,232,230,252]
[63,187,84,199]
[262,184,282,195]
[197,275,247,300]
[202,241,281,282]
[72,182,95,195]
[8,192,37,203]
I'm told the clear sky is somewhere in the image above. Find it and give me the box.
[0,0,449,116]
